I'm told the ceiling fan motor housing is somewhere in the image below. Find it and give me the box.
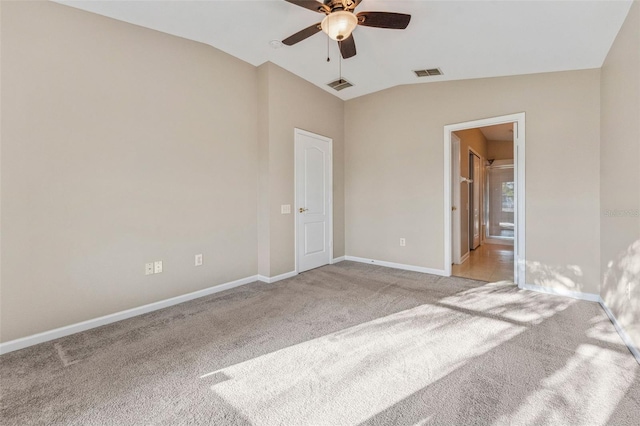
[325,0,358,12]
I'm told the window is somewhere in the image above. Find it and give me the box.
[501,182,514,212]
[487,166,514,239]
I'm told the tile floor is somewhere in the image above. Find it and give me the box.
[452,243,514,282]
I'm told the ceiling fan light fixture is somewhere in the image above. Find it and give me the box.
[321,11,358,41]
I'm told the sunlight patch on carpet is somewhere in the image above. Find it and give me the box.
[496,342,638,425]
[199,283,567,425]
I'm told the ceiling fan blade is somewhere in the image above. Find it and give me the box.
[282,22,322,46]
[357,11,411,29]
[284,0,330,14]
[339,35,356,59]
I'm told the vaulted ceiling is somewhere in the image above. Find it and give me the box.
[56,0,633,100]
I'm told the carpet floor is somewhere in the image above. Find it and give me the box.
[1,261,638,425]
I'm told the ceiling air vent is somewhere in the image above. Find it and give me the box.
[327,78,353,91]
[414,68,443,77]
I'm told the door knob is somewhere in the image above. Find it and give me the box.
[299,207,308,213]
[452,206,457,211]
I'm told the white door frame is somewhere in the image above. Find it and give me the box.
[444,113,526,286]
[294,128,333,274]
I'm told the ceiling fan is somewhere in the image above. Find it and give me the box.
[282,0,411,59]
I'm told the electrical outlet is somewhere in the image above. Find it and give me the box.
[154,260,163,274]
[145,263,154,275]
[195,254,203,266]
[400,238,406,247]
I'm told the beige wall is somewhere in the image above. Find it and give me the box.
[487,140,514,160]
[345,70,601,293]
[257,65,271,276]
[600,0,640,350]
[258,63,345,277]
[1,2,259,342]
[1,0,634,350]
[0,2,345,343]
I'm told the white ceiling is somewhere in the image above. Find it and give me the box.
[55,0,633,101]
[480,123,513,142]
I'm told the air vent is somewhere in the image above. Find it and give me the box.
[327,78,353,91]
[414,68,443,77]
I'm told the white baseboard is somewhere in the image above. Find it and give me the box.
[0,274,260,355]
[257,270,297,284]
[331,256,345,264]
[598,299,640,364]
[520,282,639,365]
[344,256,447,276]
[518,282,601,302]
[4,267,637,367]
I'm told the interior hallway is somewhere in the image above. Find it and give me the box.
[452,244,514,282]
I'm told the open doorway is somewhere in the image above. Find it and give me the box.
[444,113,525,285]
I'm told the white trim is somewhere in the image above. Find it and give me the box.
[519,282,601,302]
[0,274,260,355]
[598,299,640,364]
[294,128,333,274]
[331,256,345,263]
[5,270,637,367]
[513,120,526,286]
[345,256,447,276]
[444,113,526,286]
[521,283,640,365]
[257,270,298,284]
[444,125,452,273]
[467,146,482,159]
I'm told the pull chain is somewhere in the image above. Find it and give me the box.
[339,42,342,83]
[327,35,330,62]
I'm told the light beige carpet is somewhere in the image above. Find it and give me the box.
[1,261,638,425]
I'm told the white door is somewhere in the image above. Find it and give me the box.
[295,129,332,273]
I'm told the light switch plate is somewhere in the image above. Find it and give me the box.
[281,204,291,214]
[154,260,163,274]
[195,254,203,266]
[400,238,406,247]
